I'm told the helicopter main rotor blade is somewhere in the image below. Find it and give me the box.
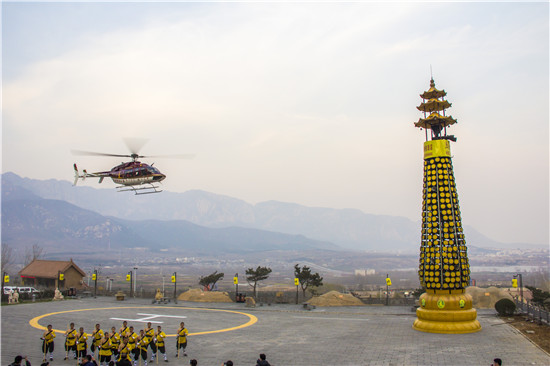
[71,150,132,158]
[124,138,149,156]
[141,154,196,159]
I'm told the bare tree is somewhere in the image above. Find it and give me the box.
[24,243,45,265]
[1,244,14,273]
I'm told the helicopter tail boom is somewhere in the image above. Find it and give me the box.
[73,163,107,185]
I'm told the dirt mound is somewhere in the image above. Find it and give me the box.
[307,291,365,307]
[466,286,513,309]
[177,289,233,303]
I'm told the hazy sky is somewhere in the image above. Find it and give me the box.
[2,1,548,245]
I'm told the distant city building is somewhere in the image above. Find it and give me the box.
[354,269,375,276]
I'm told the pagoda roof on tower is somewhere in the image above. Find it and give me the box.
[420,78,447,99]
[417,99,452,113]
[414,112,457,129]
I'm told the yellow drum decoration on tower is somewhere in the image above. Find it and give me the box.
[413,77,481,334]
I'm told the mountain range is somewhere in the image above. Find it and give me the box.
[2,172,539,260]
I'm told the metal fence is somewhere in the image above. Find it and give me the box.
[514,298,550,325]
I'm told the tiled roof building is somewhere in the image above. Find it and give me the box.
[18,259,86,289]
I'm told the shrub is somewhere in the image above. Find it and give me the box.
[495,298,516,316]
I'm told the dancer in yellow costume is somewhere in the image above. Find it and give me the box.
[118,337,132,362]
[119,321,130,338]
[153,325,168,362]
[76,327,88,363]
[98,332,112,366]
[64,322,78,360]
[143,322,157,361]
[176,322,188,357]
[91,324,104,356]
[41,324,56,361]
[135,330,149,366]
[110,327,121,359]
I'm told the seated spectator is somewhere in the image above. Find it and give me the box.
[81,355,98,366]
[10,356,31,366]
[256,353,271,366]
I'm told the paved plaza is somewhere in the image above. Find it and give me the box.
[2,296,549,365]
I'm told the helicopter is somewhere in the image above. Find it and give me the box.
[72,140,193,195]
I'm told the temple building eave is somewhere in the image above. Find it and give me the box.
[416,99,452,113]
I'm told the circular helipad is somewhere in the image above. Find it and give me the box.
[29,306,257,337]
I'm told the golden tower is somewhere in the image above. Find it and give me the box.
[413,78,481,333]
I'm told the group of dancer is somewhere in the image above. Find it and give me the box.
[41,321,189,366]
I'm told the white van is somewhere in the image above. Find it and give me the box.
[3,286,16,294]
[17,287,41,294]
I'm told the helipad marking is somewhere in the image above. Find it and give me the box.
[110,313,188,323]
[292,316,369,321]
[29,306,257,337]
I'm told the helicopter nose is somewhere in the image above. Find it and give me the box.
[153,174,166,182]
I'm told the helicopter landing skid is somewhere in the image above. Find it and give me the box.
[116,184,162,195]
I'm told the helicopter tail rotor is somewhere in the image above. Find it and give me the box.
[73,164,79,186]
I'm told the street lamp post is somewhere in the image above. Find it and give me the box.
[234,273,239,301]
[514,273,524,310]
[127,271,133,297]
[2,272,8,302]
[93,269,98,298]
[172,272,177,304]
[133,267,138,298]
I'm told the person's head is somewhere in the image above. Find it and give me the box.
[104,331,110,338]
[47,324,52,330]
[147,322,152,328]
[85,355,92,362]
[180,322,185,327]
[259,354,266,360]
[224,361,233,366]
[140,329,144,335]
[129,326,134,332]
[14,356,23,364]
[123,321,127,326]
[157,326,162,331]
[189,360,197,366]
[95,324,100,330]
[79,327,84,333]
[493,359,502,366]
[70,323,75,329]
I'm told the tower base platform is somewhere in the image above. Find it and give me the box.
[413,289,481,334]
